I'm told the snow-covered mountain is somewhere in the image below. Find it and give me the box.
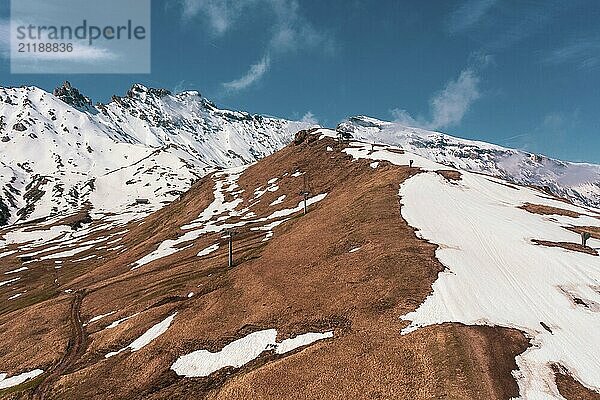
[0,82,312,226]
[2,82,598,228]
[337,116,600,209]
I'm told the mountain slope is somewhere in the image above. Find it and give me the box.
[0,83,311,226]
[0,130,598,399]
[337,116,600,209]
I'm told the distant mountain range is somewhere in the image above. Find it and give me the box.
[0,82,312,225]
[0,82,598,227]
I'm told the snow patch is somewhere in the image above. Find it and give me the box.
[8,292,25,300]
[40,245,93,260]
[0,250,17,259]
[4,267,28,275]
[0,369,44,389]
[269,195,286,206]
[105,313,140,330]
[0,278,20,287]
[171,329,333,377]
[197,244,219,257]
[86,311,116,326]
[105,313,176,358]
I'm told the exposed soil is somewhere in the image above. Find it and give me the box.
[520,203,581,218]
[554,366,600,400]
[532,239,598,256]
[436,170,462,182]
[385,148,405,155]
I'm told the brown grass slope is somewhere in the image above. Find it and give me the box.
[555,368,600,400]
[1,134,534,399]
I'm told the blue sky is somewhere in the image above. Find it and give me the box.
[1,0,599,163]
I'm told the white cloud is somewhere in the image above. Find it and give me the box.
[447,0,497,33]
[180,0,331,92]
[180,0,243,35]
[223,55,270,91]
[390,108,417,127]
[391,67,481,131]
[429,68,480,129]
[173,79,195,93]
[300,111,318,125]
[266,1,333,55]
[542,113,565,130]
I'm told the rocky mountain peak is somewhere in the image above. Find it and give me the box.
[126,84,171,100]
[52,81,94,113]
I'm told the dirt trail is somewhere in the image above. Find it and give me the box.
[31,290,87,400]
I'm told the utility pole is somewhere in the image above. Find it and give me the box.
[300,175,310,215]
[225,230,235,268]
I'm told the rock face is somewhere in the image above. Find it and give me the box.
[0,199,9,226]
[12,122,27,132]
[294,130,308,144]
[52,81,95,113]
[0,83,315,226]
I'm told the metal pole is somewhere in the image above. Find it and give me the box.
[226,231,233,268]
[303,194,308,215]
[302,175,309,215]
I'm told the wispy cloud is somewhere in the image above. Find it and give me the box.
[223,55,270,91]
[428,69,481,129]
[497,132,531,149]
[447,0,577,51]
[180,0,242,35]
[300,111,318,125]
[544,38,600,70]
[179,0,332,92]
[391,59,486,131]
[447,0,497,33]
[172,79,196,93]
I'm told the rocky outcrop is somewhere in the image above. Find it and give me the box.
[53,81,95,113]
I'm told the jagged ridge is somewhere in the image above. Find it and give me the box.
[0,83,312,225]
